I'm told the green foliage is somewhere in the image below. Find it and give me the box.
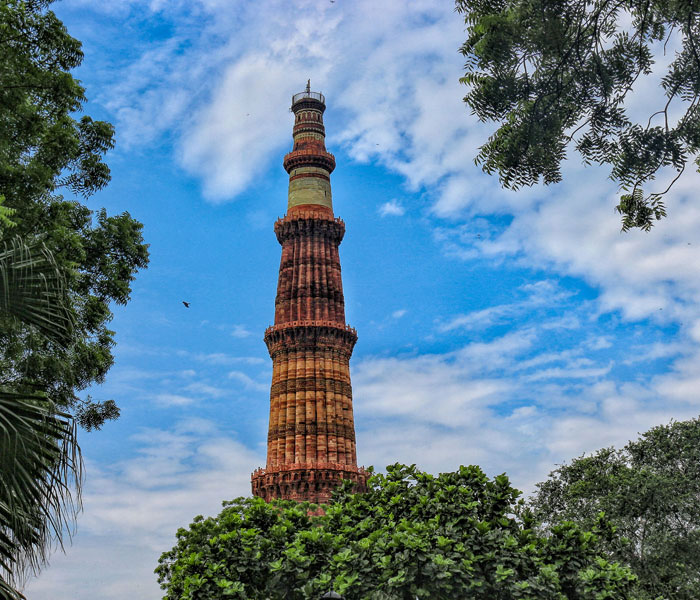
[531,416,700,599]
[456,0,700,230]
[157,464,635,599]
[0,198,16,231]
[0,0,146,591]
[0,0,111,201]
[0,0,149,429]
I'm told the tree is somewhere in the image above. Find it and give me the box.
[156,464,635,599]
[455,0,700,231]
[531,417,700,599]
[0,237,82,600]
[0,0,149,428]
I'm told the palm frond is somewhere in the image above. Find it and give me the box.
[0,390,82,593]
[0,237,74,347]
[0,577,25,600]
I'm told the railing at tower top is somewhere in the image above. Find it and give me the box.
[292,91,325,105]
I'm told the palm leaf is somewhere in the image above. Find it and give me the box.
[0,391,82,595]
[0,237,80,597]
[0,578,25,600]
[0,237,74,347]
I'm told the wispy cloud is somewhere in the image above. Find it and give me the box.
[440,280,575,332]
[184,381,228,398]
[228,370,268,392]
[622,341,685,364]
[154,393,196,407]
[378,200,406,217]
[193,352,265,366]
[27,420,261,600]
[231,324,252,338]
[92,0,700,342]
[354,330,700,493]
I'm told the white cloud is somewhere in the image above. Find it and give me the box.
[154,393,196,407]
[228,370,268,392]
[582,336,612,350]
[231,324,252,338]
[391,309,407,319]
[26,421,262,600]
[354,331,700,494]
[379,200,406,217]
[179,54,303,200]
[622,341,685,364]
[440,304,516,332]
[184,381,228,398]
[521,363,612,382]
[440,280,575,332]
[355,353,510,428]
[193,352,265,366]
[97,0,700,334]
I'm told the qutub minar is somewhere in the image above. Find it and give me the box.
[251,83,368,503]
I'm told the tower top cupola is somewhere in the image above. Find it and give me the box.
[284,82,335,213]
[291,79,326,112]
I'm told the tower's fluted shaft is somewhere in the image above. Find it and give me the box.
[251,87,367,504]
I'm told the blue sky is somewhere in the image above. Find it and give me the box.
[26,1,700,598]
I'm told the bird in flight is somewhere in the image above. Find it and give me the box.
[182,301,190,308]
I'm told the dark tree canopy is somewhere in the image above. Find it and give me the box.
[0,0,149,429]
[531,417,700,599]
[157,464,635,599]
[456,0,700,230]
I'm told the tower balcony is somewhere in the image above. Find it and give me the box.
[274,211,345,244]
[264,320,357,337]
[283,149,336,174]
[292,91,325,105]
[291,91,326,114]
[263,320,358,357]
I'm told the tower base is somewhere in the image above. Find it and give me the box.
[251,463,368,504]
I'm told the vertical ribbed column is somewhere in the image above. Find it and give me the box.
[251,85,367,504]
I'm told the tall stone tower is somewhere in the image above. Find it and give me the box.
[251,84,368,504]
